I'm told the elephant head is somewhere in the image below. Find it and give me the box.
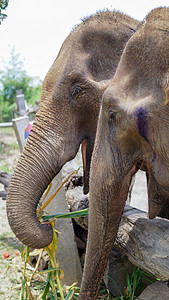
[7,11,139,249]
[79,7,169,299]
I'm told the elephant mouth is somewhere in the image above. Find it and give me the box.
[81,138,92,195]
[81,138,88,194]
[82,138,87,177]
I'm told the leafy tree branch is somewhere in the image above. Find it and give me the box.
[0,0,9,24]
[0,48,42,122]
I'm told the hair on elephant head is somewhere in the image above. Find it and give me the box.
[79,7,169,299]
[6,11,139,249]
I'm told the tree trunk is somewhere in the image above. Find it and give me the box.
[66,186,169,281]
[115,205,169,281]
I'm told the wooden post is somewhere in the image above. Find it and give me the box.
[16,90,28,116]
[12,116,29,151]
[43,173,82,286]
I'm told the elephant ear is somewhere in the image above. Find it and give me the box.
[79,11,139,82]
[81,27,137,82]
[81,30,123,81]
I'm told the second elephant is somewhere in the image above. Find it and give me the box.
[79,7,169,299]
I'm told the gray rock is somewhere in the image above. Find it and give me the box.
[137,281,169,300]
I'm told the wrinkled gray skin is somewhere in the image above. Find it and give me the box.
[79,7,169,299]
[7,11,139,249]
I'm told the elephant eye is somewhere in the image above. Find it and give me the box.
[72,86,82,97]
[108,110,116,122]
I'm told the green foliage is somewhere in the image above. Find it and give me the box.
[42,209,89,221]
[0,0,9,24]
[0,48,42,122]
[20,227,80,299]
[108,266,158,300]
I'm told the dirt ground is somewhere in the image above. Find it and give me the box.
[0,128,48,299]
[0,128,23,299]
[0,128,20,234]
[0,128,29,299]
[0,127,149,299]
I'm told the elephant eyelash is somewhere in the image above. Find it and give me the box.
[71,86,82,97]
[108,110,116,122]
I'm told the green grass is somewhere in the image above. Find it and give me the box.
[0,142,6,153]
[0,126,14,135]
[10,141,19,150]
[0,164,11,173]
[106,266,159,300]
[0,232,21,251]
[0,141,19,154]
[0,233,24,299]
[0,127,20,173]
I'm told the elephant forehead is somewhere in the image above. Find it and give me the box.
[103,87,154,114]
[117,94,155,115]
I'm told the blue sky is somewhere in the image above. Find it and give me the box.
[0,0,168,80]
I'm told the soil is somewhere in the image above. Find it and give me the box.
[0,128,22,299]
[0,127,149,299]
[0,128,45,299]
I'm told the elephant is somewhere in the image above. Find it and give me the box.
[79,7,169,299]
[6,11,139,249]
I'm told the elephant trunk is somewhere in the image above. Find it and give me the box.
[79,152,136,299]
[7,121,70,249]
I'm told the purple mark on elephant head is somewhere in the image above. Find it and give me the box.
[135,107,149,142]
[152,152,156,162]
